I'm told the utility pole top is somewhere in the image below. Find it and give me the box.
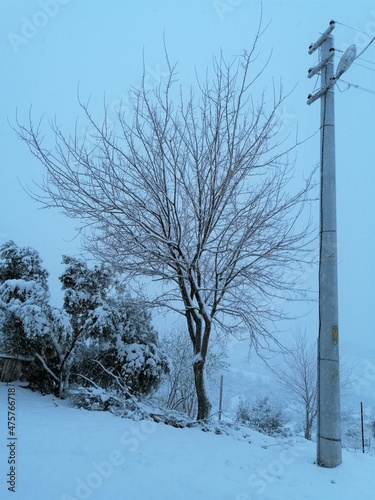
[308,21,335,54]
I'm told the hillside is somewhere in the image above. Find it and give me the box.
[0,384,374,500]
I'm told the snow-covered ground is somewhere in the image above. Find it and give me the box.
[0,384,374,500]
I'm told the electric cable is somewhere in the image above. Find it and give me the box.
[335,48,375,66]
[356,36,375,60]
[339,79,375,95]
[334,20,375,61]
[333,53,375,73]
[334,20,373,37]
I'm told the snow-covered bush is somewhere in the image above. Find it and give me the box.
[69,386,125,413]
[236,396,289,437]
[72,305,170,397]
[102,295,170,396]
[343,425,362,451]
[68,384,155,420]
[63,264,170,397]
[119,342,169,395]
[341,410,373,452]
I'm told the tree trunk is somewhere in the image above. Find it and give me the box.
[57,361,71,399]
[193,357,212,420]
[305,423,311,440]
[305,408,313,440]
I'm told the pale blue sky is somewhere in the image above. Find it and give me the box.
[1,0,374,353]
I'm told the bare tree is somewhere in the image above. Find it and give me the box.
[162,331,198,418]
[14,27,315,419]
[275,330,354,440]
[275,331,317,440]
[161,330,227,418]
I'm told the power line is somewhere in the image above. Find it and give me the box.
[335,48,375,66]
[352,52,375,66]
[339,79,375,95]
[357,36,375,60]
[334,54,375,73]
[334,20,375,61]
[334,20,373,37]
[356,56,375,66]
[350,60,375,72]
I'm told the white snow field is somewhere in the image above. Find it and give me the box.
[0,384,374,500]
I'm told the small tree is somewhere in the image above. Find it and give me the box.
[31,306,75,396]
[0,241,63,394]
[162,331,197,417]
[18,255,114,398]
[160,330,227,417]
[14,25,315,419]
[274,331,354,440]
[0,240,51,357]
[274,331,317,440]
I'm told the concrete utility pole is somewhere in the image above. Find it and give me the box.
[307,20,354,468]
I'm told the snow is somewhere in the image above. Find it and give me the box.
[2,279,37,293]
[0,384,374,500]
[194,352,203,363]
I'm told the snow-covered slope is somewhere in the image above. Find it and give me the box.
[0,384,374,500]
